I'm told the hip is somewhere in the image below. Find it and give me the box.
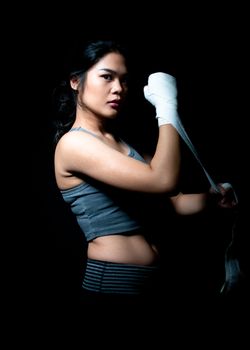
[87,233,159,265]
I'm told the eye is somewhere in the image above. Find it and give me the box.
[101,74,113,81]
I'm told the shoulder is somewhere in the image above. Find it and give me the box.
[54,130,104,178]
[55,129,117,174]
[56,129,103,155]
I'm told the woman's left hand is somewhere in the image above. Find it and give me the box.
[210,183,238,209]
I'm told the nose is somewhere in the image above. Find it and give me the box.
[111,78,124,94]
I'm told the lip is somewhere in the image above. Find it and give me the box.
[108,100,121,109]
[108,99,121,103]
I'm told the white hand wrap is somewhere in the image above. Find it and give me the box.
[144,72,179,127]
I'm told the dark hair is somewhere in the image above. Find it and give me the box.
[52,40,129,144]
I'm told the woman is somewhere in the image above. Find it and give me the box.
[53,40,236,309]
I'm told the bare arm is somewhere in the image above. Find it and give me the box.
[170,184,238,215]
[54,124,180,193]
[170,192,208,215]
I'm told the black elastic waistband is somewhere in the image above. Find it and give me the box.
[82,258,159,295]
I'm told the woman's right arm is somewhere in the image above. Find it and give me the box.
[55,73,181,194]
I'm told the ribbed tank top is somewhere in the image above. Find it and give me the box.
[60,127,146,242]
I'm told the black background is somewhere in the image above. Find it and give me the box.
[23,5,249,341]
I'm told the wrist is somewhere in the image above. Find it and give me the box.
[156,109,179,127]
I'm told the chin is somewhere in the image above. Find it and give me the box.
[106,111,119,119]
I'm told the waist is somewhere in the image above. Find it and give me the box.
[87,234,159,266]
[82,258,159,295]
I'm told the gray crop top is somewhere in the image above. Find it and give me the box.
[60,127,147,242]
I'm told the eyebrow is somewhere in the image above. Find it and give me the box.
[98,68,116,74]
[98,68,128,76]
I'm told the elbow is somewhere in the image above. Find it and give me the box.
[164,179,179,194]
[155,174,179,194]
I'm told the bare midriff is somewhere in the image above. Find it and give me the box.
[87,234,159,266]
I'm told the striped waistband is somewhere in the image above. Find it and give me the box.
[82,258,159,295]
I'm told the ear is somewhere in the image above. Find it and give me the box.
[70,76,79,90]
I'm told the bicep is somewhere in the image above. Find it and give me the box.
[60,134,160,193]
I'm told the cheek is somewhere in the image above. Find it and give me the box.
[83,85,106,107]
[85,81,106,98]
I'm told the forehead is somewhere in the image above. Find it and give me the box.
[92,52,127,74]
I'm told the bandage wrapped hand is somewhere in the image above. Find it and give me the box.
[209,182,238,208]
[144,72,179,127]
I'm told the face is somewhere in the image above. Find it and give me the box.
[74,52,128,119]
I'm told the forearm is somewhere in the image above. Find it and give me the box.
[170,192,209,215]
[150,124,181,192]
[144,72,182,193]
